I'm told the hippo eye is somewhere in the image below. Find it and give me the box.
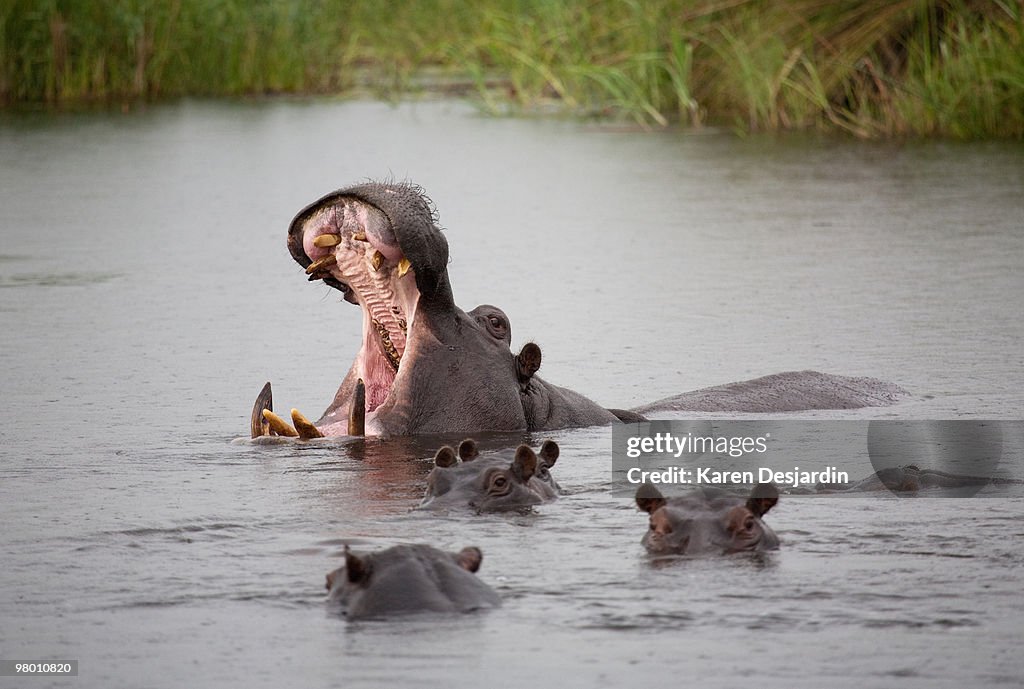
[537,466,549,479]
[488,473,510,495]
[744,516,756,531]
[476,312,509,341]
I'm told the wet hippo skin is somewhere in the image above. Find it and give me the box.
[814,465,1023,494]
[635,483,781,555]
[418,439,561,512]
[326,544,500,619]
[253,181,907,438]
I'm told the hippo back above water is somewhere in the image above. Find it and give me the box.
[252,180,908,440]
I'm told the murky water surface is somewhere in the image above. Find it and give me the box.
[1,101,1023,688]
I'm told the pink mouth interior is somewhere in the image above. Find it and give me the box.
[302,202,419,414]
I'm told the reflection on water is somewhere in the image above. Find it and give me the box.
[1,100,1023,687]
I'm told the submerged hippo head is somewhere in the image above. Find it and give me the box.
[282,181,618,436]
[635,483,780,556]
[419,439,561,512]
[325,544,500,619]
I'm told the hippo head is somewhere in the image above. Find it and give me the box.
[325,543,499,618]
[420,439,561,512]
[285,182,619,436]
[635,483,780,556]
[288,182,527,435]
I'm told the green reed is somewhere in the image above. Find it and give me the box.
[2,0,1021,138]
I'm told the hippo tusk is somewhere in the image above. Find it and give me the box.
[262,409,299,437]
[348,378,366,436]
[291,408,323,439]
[250,381,273,438]
[397,257,411,277]
[369,250,383,272]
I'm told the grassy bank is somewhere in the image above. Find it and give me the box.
[2,0,1022,138]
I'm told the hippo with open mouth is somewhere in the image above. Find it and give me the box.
[635,483,781,555]
[252,181,907,438]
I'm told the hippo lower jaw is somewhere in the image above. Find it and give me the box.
[306,217,416,413]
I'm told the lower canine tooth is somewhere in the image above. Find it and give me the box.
[313,234,341,248]
[397,257,411,277]
[348,379,366,437]
[250,381,273,438]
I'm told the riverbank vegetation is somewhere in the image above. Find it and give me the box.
[2,0,1022,137]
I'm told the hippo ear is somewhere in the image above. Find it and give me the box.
[746,482,779,517]
[538,440,559,468]
[516,342,542,383]
[455,546,483,573]
[325,569,337,591]
[635,483,667,514]
[344,548,370,584]
[434,446,457,468]
[511,445,537,482]
[458,438,479,462]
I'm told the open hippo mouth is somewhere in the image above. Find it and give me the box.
[291,197,415,410]
[286,182,457,431]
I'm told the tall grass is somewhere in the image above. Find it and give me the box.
[2,0,1022,138]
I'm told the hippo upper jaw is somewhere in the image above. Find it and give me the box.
[287,182,453,432]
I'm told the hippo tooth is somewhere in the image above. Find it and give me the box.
[250,381,273,439]
[262,409,298,437]
[305,254,336,275]
[397,257,411,277]
[372,319,402,370]
[348,379,366,436]
[352,231,367,241]
[313,234,341,248]
[290,408,324,439]
[369,250,383,272]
